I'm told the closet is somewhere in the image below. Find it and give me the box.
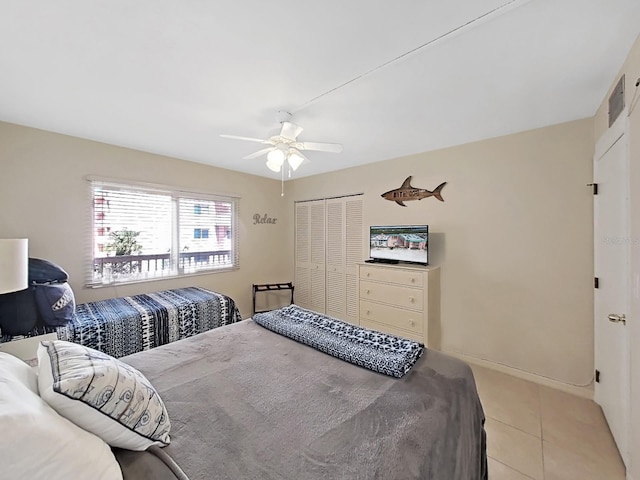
[294,194,363,322]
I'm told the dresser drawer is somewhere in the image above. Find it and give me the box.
[359,265,424,288]
[360,318,423,343]
[359,300,423,334]
[359,280,423,310]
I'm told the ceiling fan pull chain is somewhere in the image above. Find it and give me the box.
[281,165,284,197]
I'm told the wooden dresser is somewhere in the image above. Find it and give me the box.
[356,263,440,346]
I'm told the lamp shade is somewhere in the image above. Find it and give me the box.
[0,239,28,294]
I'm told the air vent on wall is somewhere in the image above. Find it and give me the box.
[609,74,625,127]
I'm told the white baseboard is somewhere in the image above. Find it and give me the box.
[442,349,594,400]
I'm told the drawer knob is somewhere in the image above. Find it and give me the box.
[366,272,370,277]
[409,296,415,303]
[408,320,415,327]
[366,310,371,316]
[410,278,415,283]
[365,289,371,294]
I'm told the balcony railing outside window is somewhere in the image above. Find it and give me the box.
[88,178,239,287]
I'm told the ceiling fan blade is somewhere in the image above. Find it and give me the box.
[242,147,274,160]
[298,141,343,153]
[220,134,270,144]
[280,122,304,141]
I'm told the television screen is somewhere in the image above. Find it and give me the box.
[369,225,428,265]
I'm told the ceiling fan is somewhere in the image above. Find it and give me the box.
[220,112,343,174]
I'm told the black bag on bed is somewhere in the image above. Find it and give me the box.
[0,287,40,335]
[29,258,76,327]
[33,282,76,327]
[29,258,69,284]
[0,259,75,335]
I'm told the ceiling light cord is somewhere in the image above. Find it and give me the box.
[293,0,532,112]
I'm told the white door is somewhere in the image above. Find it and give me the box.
[594,113,630,468]
[326,198,347,319]
[325,195,364,322]
[294,200,326,313]
[344,196,364,322]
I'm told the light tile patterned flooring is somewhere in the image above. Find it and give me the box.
[471,365,626,480]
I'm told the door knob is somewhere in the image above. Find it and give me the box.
[608,314,626,325]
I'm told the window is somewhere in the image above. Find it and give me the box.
[194,228,210,239]
[88,179,239,286]
[194,204,209,215]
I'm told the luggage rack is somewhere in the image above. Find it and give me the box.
[252,282,294,314]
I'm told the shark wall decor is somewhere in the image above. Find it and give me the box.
[381,176,447,207]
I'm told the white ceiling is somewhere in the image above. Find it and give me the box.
[1,0,639,180]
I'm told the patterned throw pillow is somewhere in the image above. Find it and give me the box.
[37,340,171,451]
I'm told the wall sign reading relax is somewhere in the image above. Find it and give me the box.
[253,213,277,225]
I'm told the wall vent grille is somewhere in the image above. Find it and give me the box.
[608,74,625,127]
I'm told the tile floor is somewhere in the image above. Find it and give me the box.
[470,364,626,480]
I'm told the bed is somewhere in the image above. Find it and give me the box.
[111,309,488,480]
[0,287,242,358]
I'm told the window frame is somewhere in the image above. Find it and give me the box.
[86,177,240,288]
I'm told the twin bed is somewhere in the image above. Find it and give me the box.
[0,287,242,358]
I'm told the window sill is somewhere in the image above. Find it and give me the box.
[85,266,239,289]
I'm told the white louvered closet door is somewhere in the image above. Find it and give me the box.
[309,201,326,313]
[325,195,363,322]
[326,199,346,319]
[294,200,326,313]
[294,202,311,308]
[295,195,362,319]
[344,196,364,322]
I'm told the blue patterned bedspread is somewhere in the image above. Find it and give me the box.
[1,287,241,358]
[253,304,424,378]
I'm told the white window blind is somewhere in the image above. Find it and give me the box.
[88,179,239,286]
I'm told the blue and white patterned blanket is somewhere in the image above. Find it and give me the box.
[1,287,241,358]
[253,304,424,378]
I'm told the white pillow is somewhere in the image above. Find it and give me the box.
[37,340,171,451]
[0,351,38,393]
[0,352,122,480]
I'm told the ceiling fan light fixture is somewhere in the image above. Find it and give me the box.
[267,147,285,163]
[266,155,284,172]
[287,150,304,171]
[222,117,342,176]
[266,144,289,172]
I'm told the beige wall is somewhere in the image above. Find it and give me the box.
[594,32,640,480]
[0,121,290,318]
[286,118,595,386]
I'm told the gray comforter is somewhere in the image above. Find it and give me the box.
[116,319,487,480]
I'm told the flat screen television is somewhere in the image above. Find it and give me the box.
[369,225,428,265]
